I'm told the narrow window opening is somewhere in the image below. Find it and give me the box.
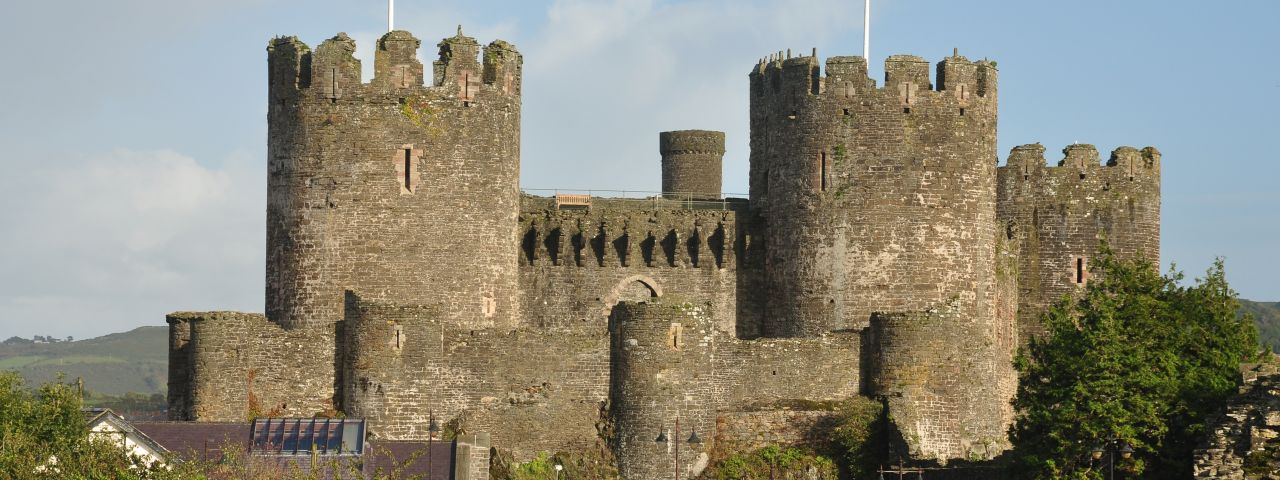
[1075,257,1087,285]
[959,108,966,116]
[392,325,403,350]
[843,108,851,116]
[403,149,413,192]
[903,107,911,114]
[820,152,829,191]
[1079,172,1086,180]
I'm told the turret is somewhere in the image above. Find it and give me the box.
[659,130,725,200]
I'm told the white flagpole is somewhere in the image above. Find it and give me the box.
[863,0,871,60]
[388,0,395,32]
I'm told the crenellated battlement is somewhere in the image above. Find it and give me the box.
[749,50,996,106]
[1000,143,1161,181]
[266,28,522,102]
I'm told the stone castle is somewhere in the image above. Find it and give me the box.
[165,28,1160,477]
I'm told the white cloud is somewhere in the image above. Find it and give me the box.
[0,149,263,339]
[518,0,860,193]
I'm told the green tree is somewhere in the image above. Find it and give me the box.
[0,371,198,479]
[1009,248,1258,479]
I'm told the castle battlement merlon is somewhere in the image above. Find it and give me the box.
[266,29,521,102]
[750,52,996,104]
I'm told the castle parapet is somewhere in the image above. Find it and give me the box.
[999,143,1160,182]
[749,51,997,106]
[264,28,521,102]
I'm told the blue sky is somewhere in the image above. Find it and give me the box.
[0,0,1276,339]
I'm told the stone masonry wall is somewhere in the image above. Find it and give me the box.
[749,52,999,338]
[996,143,1160,339]
[169,312,336,421]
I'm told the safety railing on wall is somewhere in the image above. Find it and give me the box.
[523,189,748,211]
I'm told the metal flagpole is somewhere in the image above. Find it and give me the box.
[388,0,395,32]
[863,0,871,60]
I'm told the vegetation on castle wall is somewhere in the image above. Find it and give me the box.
[700,397,885,480]
[1009,246,1260,479]
[490,449,620,480]
[700,446,837,480]
[827,397,888,479]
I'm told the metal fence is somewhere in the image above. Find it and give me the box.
[522,189,748,211]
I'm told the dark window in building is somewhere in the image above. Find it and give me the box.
[820,152,829,192]
[403,149,413,192]
[1075,257,1088,285]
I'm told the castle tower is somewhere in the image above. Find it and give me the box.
[996,143,1161,338]
[609,301,716,480]
[748,51,999,336]
[265,29,524,331]
[659,130,725,199]
[749,50,1012,462]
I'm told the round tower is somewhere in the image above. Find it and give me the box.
[266,29,524,331]
[747,51,999,337]
[867,302,1010,462]
[609,300,715,480]
[659,130,725,200]
[748,50,1011,462]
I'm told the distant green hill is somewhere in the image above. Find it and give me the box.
[0,326,168,396]
[1242,300,1280,352]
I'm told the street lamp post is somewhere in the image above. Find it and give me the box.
[655,415,702,480]
[427,411,440,478]
[1090,438,1134,480]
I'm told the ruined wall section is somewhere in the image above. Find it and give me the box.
[518,197,748,335]
[168,312,336,421]
[996,143,1160,338]
[749,52,999,337]
[266,29,523,332]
